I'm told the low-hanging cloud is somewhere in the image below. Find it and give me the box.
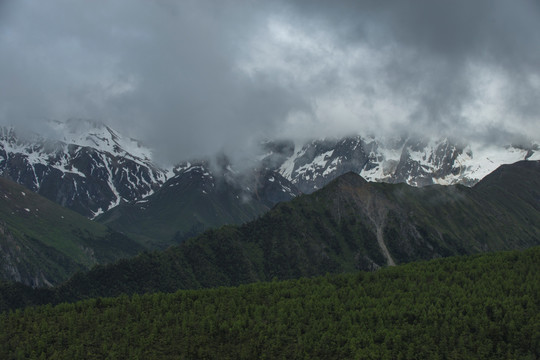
[0,0,539,166]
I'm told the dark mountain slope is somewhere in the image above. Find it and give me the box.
[0,177,143,287]
[474,160,540,211]
[45,160,540,303]
[97,164,299,248]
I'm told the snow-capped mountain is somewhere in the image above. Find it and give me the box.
[262,136,540,193]
[1,119,538,221]
[170,157,300,207]
[0,120,301,221]
[0,120,169,217]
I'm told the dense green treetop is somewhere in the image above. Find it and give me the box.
[1,246,539,359]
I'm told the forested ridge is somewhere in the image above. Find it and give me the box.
[1,246,539,359]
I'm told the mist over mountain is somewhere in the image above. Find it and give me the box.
[1,120,537,228]
[97,161,300,249]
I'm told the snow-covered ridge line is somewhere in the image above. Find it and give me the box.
[268,135,539,193]
[1,120,538,218]
[50,119,155,164]
[0,121,171,218]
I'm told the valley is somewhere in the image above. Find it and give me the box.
[2,2,540,358]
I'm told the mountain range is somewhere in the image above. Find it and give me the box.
[1,119,537,249]
[262,135,540,192]
[0,120,539,290]
[2,159,536,307]
[97,164,299,248]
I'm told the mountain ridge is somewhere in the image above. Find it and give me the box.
[0,120,169,217]
[0,119,540,233]
[265,136,540,193]
[2,121,538,221]
[97,161,301,248]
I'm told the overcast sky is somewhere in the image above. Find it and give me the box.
[1,0,539,165]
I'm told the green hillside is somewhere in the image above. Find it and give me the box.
[1,247,539,359]
[0,177,143,286]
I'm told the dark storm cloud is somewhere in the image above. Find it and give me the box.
[0,0,538,165]
[283,0,540,138]
[0,0,305,163]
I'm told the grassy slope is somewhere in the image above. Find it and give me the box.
[0,177,143,285]
[0,177,106,263]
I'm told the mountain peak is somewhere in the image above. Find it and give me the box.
[475,160,540,186]
[0,121,170,217]
[332,171,368,188]
[474,160,540,207]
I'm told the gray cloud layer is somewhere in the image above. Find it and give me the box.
[1,0,539,165]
